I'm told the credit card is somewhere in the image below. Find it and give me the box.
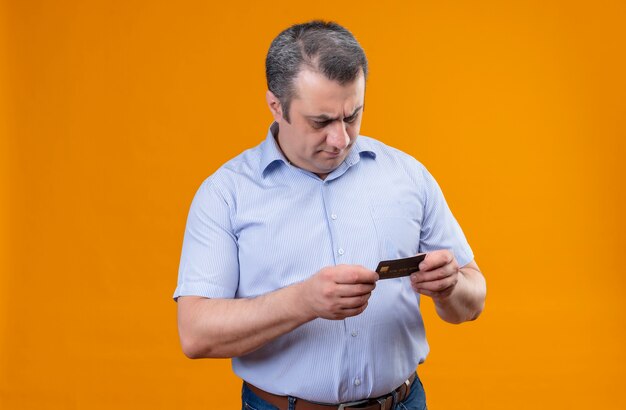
[375,254,426,280]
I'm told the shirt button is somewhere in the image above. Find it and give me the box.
[354,378,361,386]
[331,213,337,220]
[338,248,345,255]
[351,331,358,337]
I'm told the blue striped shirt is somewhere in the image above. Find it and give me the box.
[174,123,473,403]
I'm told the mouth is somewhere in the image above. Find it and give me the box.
[319,149,344,159]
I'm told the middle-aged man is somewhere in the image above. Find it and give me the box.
[174,20,486,410]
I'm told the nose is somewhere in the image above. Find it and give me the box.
[326,121,350,151]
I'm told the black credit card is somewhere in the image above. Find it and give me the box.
[375,254,426,280]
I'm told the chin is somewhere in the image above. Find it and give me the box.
[317,162,342,175]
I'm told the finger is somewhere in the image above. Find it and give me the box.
[414,286,455,300]
[413,275,457,294]
[335,283,376,297]
[340,301,369,318]
[339,293,372,310]
[411,264,457,284]
[334,265,379,284]
[419,250,454,272]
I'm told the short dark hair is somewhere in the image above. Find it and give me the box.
[266,20,368,122]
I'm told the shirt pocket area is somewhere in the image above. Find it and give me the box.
[370,201,422,260]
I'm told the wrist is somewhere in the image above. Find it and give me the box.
[289,280,319,322]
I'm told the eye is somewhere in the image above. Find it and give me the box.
[344,114,358,124]
[313,120,331,129]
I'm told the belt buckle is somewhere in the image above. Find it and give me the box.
[338,398,369,409]
[377,396,390,409]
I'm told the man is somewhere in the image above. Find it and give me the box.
[174,21,486,410]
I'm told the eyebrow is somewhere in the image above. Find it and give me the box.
[306,105,364,122]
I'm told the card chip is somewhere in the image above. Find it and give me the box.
[375,253,426,280]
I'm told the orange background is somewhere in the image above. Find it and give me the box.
[1,0,625,409]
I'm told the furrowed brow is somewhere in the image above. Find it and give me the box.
[307,105,364,122]
[347,105,364,118]
[306,114,337,122]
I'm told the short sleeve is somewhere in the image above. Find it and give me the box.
[173,179,239,301]
[418,166,474,267]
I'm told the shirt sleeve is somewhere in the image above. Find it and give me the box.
[418,166,474,267]
[173,179,239,301]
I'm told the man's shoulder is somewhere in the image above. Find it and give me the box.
[357,135,426,172]
[207,141,265,183]
[189,141,267,205]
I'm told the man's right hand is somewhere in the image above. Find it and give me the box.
[299,265,379,320]
[177,265,378,358]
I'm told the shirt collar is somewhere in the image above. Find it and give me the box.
[259,122,377,178]
[259,123,290,176]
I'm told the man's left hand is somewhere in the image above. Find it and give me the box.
[410,250,459,300]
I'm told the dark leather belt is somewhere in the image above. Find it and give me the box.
[246,373,416,410]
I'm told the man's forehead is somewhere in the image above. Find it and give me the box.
[304,105,364,120]
[291,68,365,114]
[293,67,365,90]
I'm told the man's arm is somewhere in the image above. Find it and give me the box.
[177,265,378,358]
[410,250,486,324]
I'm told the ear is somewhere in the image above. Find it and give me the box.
[266,90,283,123]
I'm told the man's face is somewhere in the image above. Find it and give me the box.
[267,68,365,179]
